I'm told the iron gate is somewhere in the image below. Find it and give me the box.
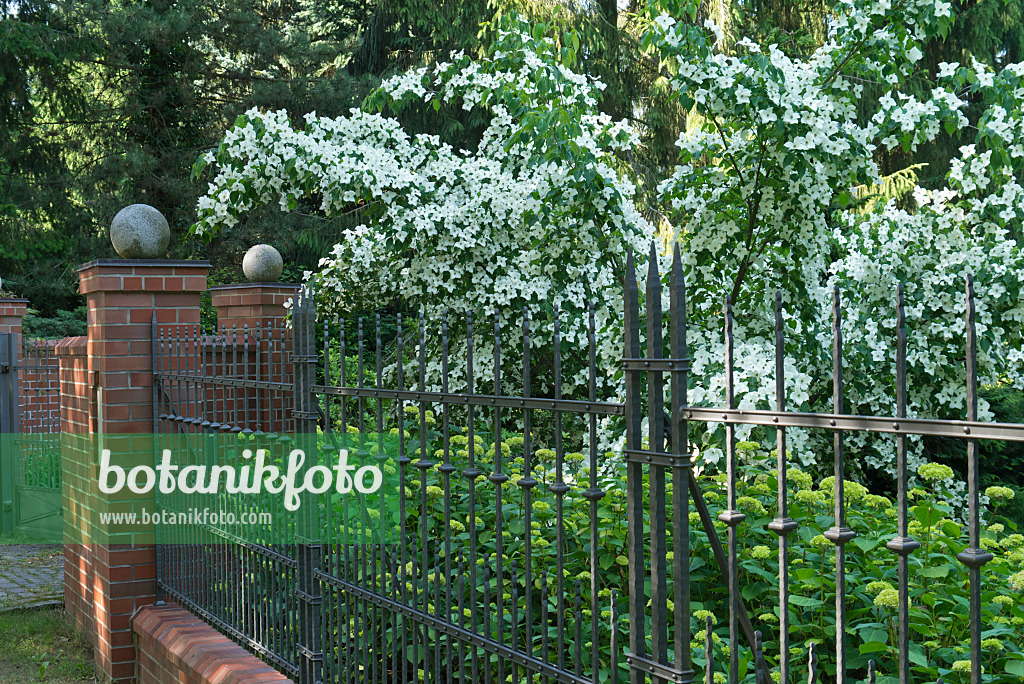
[0,333,63,540]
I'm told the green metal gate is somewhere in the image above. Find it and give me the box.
[0,332,62,540]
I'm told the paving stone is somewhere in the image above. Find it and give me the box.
[0,544,63,611]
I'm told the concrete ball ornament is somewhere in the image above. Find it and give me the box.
[110,204,171,259]
[242,244,284,282]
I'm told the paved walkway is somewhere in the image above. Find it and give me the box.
[0,544,63,611]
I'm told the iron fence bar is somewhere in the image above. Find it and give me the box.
[703,615,713,684]
[955,275,993,684]
[584,300,607,684]
[669,245,693,680]
[491,309,507,684]
[553,303,568,674]
[293,288,324,684]
[623,249,646,684]
[824,286,855,684]
[374,314,385,684]
[396,314,411,684]
[718,295,744,684]
[520,307,537,684]
[768,292,798,684]
[646,247,669,678]
[465,311,482,684]
[416,312,432,684]
[886,284,919,684]
[157,374,292,392]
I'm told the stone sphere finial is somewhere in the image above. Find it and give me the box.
[110,204,170,259]
[243,244,284,282]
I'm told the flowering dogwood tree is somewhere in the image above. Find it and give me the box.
[647,0,1024,480]
[191,15,650,397]
[192,1,1024,487]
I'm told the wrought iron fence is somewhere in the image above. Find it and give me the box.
[152,317,302,677]
[151,243,1024,684]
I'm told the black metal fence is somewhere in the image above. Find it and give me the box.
[152,244,1024,684]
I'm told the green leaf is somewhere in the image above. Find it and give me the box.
[913,503,943,528]
[853,537,880,552]
[1006,660,1024,677]
[789,595,822,608]
[917,565,950,578]
[860,641,889,655]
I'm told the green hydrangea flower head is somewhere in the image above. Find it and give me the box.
[750,545,771,559]
[786,468,814,491]
[863,494,892,509]
[985,485,1015,501]
[694,610,715,624]
[981,638,1003,651]
[737,496,767,515]
[865,581,893,595]
[873,589,899,609]
[917,462,954,482]
[818,477,867,502]
[795,489,826,505]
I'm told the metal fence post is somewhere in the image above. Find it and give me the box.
[293,287,324,684]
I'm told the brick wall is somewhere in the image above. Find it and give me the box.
[133,603,292,684]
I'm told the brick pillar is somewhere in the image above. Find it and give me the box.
[0,297,28,337]
[209,283,297,433]
[209,282,298,331]
[62,258,211,683]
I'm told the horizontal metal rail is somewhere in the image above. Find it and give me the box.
[312,384,625,416]
[315,569,591,684]
[156,372,291,393]
[683,406,1024,441]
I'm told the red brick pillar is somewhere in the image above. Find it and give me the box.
[62,258,211,683]
[0,297,28,338]
[209,283,297,433]
[209,282,298,331]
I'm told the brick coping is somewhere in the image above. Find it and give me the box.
[0,297,30,303]
[76,259,213,272]
[133,602,292,683]
[208,283,300,291]
[55,336,87,356]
